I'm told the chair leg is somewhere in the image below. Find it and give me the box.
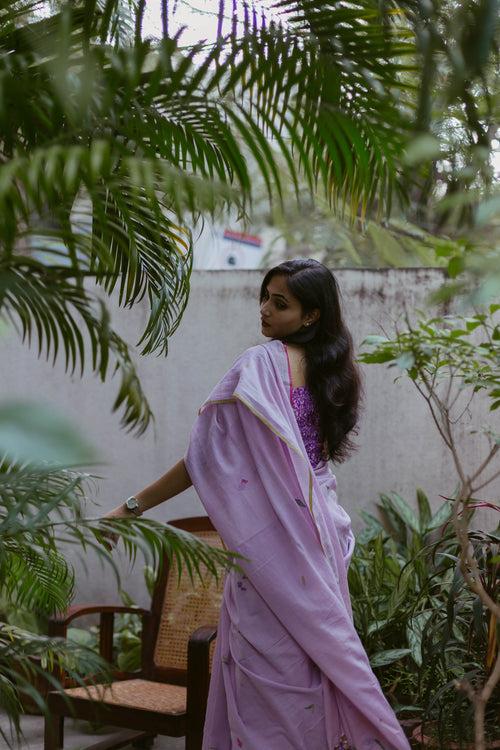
[44,714,64,750]
[185,726,203,750]
[132,737,156,749]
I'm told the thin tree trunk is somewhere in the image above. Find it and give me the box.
[161,0,169,38]
[217,0,225,40]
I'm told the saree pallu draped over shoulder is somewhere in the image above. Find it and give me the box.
[184,339,411,750]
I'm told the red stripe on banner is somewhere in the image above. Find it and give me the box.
[223,229,262,247]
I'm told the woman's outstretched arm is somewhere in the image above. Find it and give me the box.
[105,458,193,519]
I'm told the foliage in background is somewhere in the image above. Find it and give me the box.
[252,166,465,269]
[359,307,500,748]
[396,0,498,233]
[349,490,500,746]
[225,0,500,275]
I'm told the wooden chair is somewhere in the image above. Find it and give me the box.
[44,516,227,750]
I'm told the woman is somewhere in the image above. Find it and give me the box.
[105,259,411,750]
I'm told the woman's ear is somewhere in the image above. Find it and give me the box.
[307,309,320,325]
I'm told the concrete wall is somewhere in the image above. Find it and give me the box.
[1,269,498,606]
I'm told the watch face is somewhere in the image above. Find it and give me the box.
[126,497,139,510]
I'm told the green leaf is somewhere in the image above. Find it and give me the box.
[402,135,442,166]
[370,648,411,668]
[387,492,420,534]
[396,351,415,370]
[66,628,95,647]
[359,350,396,364]
[362,335,390,346]
[388,564,414,617]
[367,619,389,635]
[367,223,408,267]
[416,490,432,534]
[428,500,453,530]
[447,256,465,278]
[406,610,432,666]
[117,643,141,672]
[0,402,96,465]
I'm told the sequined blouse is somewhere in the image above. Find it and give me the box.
[290,384,325,467]
[283,342,325,467]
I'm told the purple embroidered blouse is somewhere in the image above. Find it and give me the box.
[290,385,324,467]
[283,342,325,467]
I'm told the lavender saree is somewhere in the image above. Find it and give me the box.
[184,339,410,750]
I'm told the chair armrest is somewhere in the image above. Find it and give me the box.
[186,625,217,680]
[189,625,218,646]
[186,625,218,736]
[48,604,151,666]
[186,626,218,744]
[47,604,152,685]
[48,604,149,636]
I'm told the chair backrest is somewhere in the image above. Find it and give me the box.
[147,516,227,683]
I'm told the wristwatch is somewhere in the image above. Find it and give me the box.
[124,496,142,516]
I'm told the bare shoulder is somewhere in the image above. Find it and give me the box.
[286,344,306,387]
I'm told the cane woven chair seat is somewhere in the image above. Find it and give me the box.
[153,528,226,673]
[63,679,187,715]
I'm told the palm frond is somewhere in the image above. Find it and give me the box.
[0,259,154,435]
[0,0,418,403]
[223,2,415,213]
[0,621,112,746]
[0,542,74,613]
[0,672,23,745]
[0,459,247,600]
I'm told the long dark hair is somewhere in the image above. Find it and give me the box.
[259,258,362,464]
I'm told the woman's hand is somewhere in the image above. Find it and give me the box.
[100,505,132,550]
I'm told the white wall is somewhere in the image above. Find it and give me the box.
[1,268,498,605]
